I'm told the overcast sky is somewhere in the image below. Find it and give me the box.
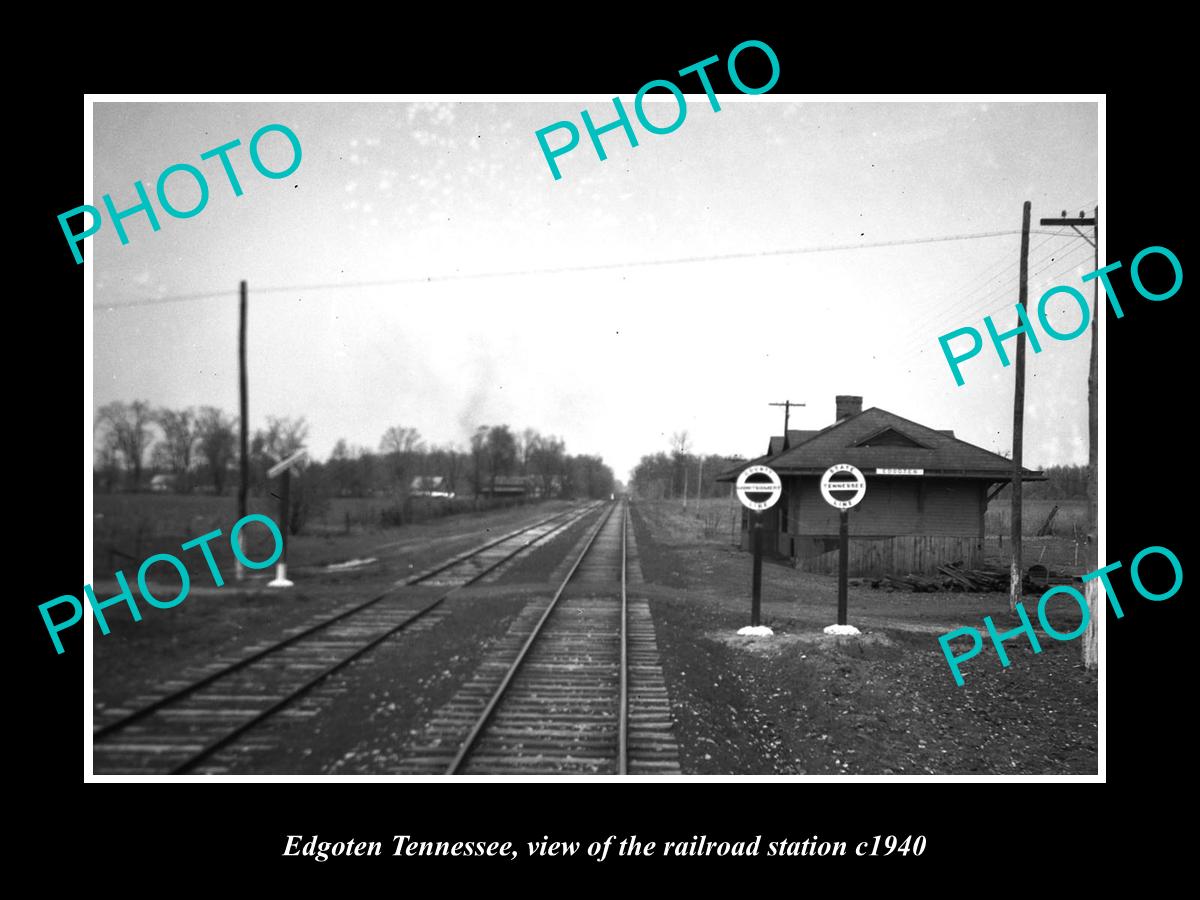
[92,99,1098,481]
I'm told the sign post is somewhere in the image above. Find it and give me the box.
[736,465,782,628]
[751,512,763,626]
[266,450,307,588]
[820,464,866,630]
[837,509,849,625]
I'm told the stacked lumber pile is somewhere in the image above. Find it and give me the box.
[937,562,1010,592]
[869,562,1081,593]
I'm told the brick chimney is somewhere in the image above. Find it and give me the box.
[835,395,863,422]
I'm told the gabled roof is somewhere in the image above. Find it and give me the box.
[768,429,820,456]
[770,407,1042,479]
[786,429,819,447]
[718,407,1043,482]
[852,425,932,449]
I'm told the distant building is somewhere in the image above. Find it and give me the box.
[478,475,528,498]
[149,474,176,493]
[717,395,1045,575]
[410,476,454,498]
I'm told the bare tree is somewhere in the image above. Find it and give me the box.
[670,430,692,456]
[155,406,197,492]
[470,425,489,496]
[440,444,464,494]
[529,434,566,498]
[196,406,238,495]
[380,425,424,457]
[95,426,122,493]
[486,425,518,494]
[670,430,692,499]
[379,425,425,494]
[257,415,310,461]
[520,427,539,473]
[97,400,155,491]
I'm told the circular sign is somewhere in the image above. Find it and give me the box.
[820,463,866,510]
[736,465,782,511]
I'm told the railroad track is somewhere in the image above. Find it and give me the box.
[400,500,680,775]
[92,502,604,775]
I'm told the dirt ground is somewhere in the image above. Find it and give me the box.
[89,497,1097,776]
[90,500,576,710]
[631,500,1098,775]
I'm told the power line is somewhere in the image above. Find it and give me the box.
[95,228,1065,311]
[875,197,1095,353]
[895,231,1066,344]
[885,233,1088,360]
[929,234,1090,333]
[897,246,1096,364]
[900,240,1098,361]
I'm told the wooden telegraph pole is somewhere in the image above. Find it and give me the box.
[236,280,249,582]
[768,400,805,439]
[1009,202,1031,612]
[1040,207,1099,666]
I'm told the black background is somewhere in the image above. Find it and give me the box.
[20,22,1186,886]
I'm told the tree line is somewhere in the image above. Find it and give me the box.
[95,401,615,505]
[629,430,745,501]
[629,433,1091,503]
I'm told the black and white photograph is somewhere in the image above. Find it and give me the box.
[80,93,1107,779]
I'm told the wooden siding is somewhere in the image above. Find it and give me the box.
[786,476,983,538]
[737,504,786,556]
[798,535,984,576]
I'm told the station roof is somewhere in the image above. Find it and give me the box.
[768,430,820,455]
[719,406,1043,483]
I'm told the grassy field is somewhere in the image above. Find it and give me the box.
[92,492,543,582]
[985,498,1090,538]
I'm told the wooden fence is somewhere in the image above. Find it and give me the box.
[798,535,983,576]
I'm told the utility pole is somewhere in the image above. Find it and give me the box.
[697,455,704,505]
[768,400,805,439]
[236,280,249,581]
[1040,207,1099,666]
[1009,202,1031,612]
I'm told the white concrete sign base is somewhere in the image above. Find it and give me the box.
[823,624,862,636]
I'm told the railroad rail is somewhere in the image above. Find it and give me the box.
[414,499,678,775]
[92,502,603,775]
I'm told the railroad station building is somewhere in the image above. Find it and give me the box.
[717,396,1044,576]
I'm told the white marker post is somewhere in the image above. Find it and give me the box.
[266,450,307,588]
[820,463,867,632]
